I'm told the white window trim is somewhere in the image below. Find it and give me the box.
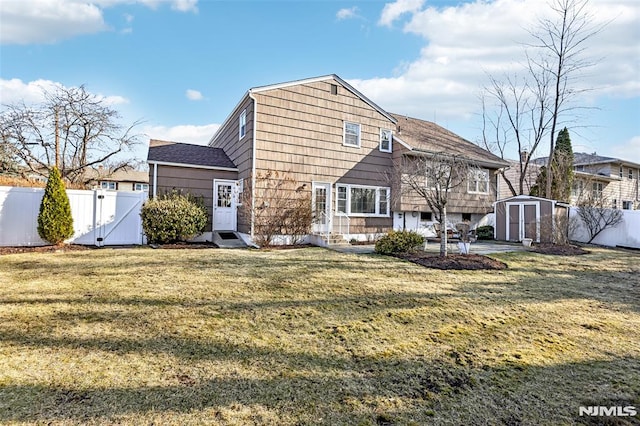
[343,121,361,148]
[134,183,149,191]
[100,181,116,190]
[379,129,392,153]
[239,109,247,140]
[467,169,490,194]
[335,183,390,217]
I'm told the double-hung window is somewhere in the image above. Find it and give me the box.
[239,109,247,139]
[344,122,361,148]
[592,182,603,199]
[467,169,489,194]
[336,184,389,216]
[380,129,392,152]
[101,181,116,190]
[134,183,149,192]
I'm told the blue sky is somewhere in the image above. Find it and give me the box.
[1,0,639,165]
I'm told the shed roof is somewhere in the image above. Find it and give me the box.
[391,114,509,168]
[147,139,237,169]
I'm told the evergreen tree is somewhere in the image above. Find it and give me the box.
[551,127,574,202]
[37,167,74,245]
[531,128,574,201]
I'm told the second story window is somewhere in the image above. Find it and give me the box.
[592,182,603,199]
[629,168,634,179]
[380,129,392,153]
[343,122,361,148]
[239,109,247,139]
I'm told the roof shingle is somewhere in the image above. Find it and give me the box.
[147,139,236,169]
[391,114,509,168]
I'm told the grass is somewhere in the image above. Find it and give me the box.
[0,246,638,425]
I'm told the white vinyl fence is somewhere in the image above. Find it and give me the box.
[569,206,640,249]
[0,186,147,247]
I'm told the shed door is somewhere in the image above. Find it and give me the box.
[523,204,537,240]
[508,204,520,242]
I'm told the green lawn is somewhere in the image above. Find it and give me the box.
[0,247,638,425]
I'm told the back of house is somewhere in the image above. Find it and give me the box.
[147,74,507,245]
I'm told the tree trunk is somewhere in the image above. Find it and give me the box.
[439,206,448,257]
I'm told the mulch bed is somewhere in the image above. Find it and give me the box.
[396,252,508,270]
[532,243,589,256]
[0,244,94,256]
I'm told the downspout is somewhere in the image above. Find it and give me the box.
[152,163,158,198]
[248,92,258,238]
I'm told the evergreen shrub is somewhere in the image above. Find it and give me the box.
[37,167,74,245]
[141,191,208,244]
[374,230,424,255]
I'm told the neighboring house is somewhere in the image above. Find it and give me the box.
[147,74,508,244]
[497,155,541,200]
[571,153,640,210]
[84,167,150,192]
[527,152,640,209]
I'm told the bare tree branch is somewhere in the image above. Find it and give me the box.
[1,85,143,184]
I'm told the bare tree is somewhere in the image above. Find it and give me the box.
[479,0,604,197]
[240,170,311,247]
[479,70,551,196]
[528,0,605,197]
[575,199,623,243]
[0,85,142,184]
[570,174,623,243]
[394,152,478,257]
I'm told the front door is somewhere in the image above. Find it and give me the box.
[213,179,237,231]
[312,182,331,234]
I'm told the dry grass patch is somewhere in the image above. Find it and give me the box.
[0,247,638,425]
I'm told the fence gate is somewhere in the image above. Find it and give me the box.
[0,186,147,247]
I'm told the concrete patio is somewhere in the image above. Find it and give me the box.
[330,240,528,255]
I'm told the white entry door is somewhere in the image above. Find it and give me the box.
[213,179,238,231]
[312,182,331,234]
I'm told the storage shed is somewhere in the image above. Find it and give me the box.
[494,195,569,243]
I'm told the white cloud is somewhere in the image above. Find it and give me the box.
[144,124,220,145]
[336,7,359,20]
[0,78,129,107]
[611,136,640,164]
[378,0,424,27]
[185,89,204,101]
[169,0,198,13]
[0,0,198,45]
[353,0,639,123]
[0,1,107,44]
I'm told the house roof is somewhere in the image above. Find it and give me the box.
[533,152,640,169]
[84,168,149,183]
[147,139,237,170]
[390,114,509,168]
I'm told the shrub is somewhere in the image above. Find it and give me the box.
[141,191,208,244]
[475,225,494,240]
[37,167,74,245]
[374,230,424,255]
